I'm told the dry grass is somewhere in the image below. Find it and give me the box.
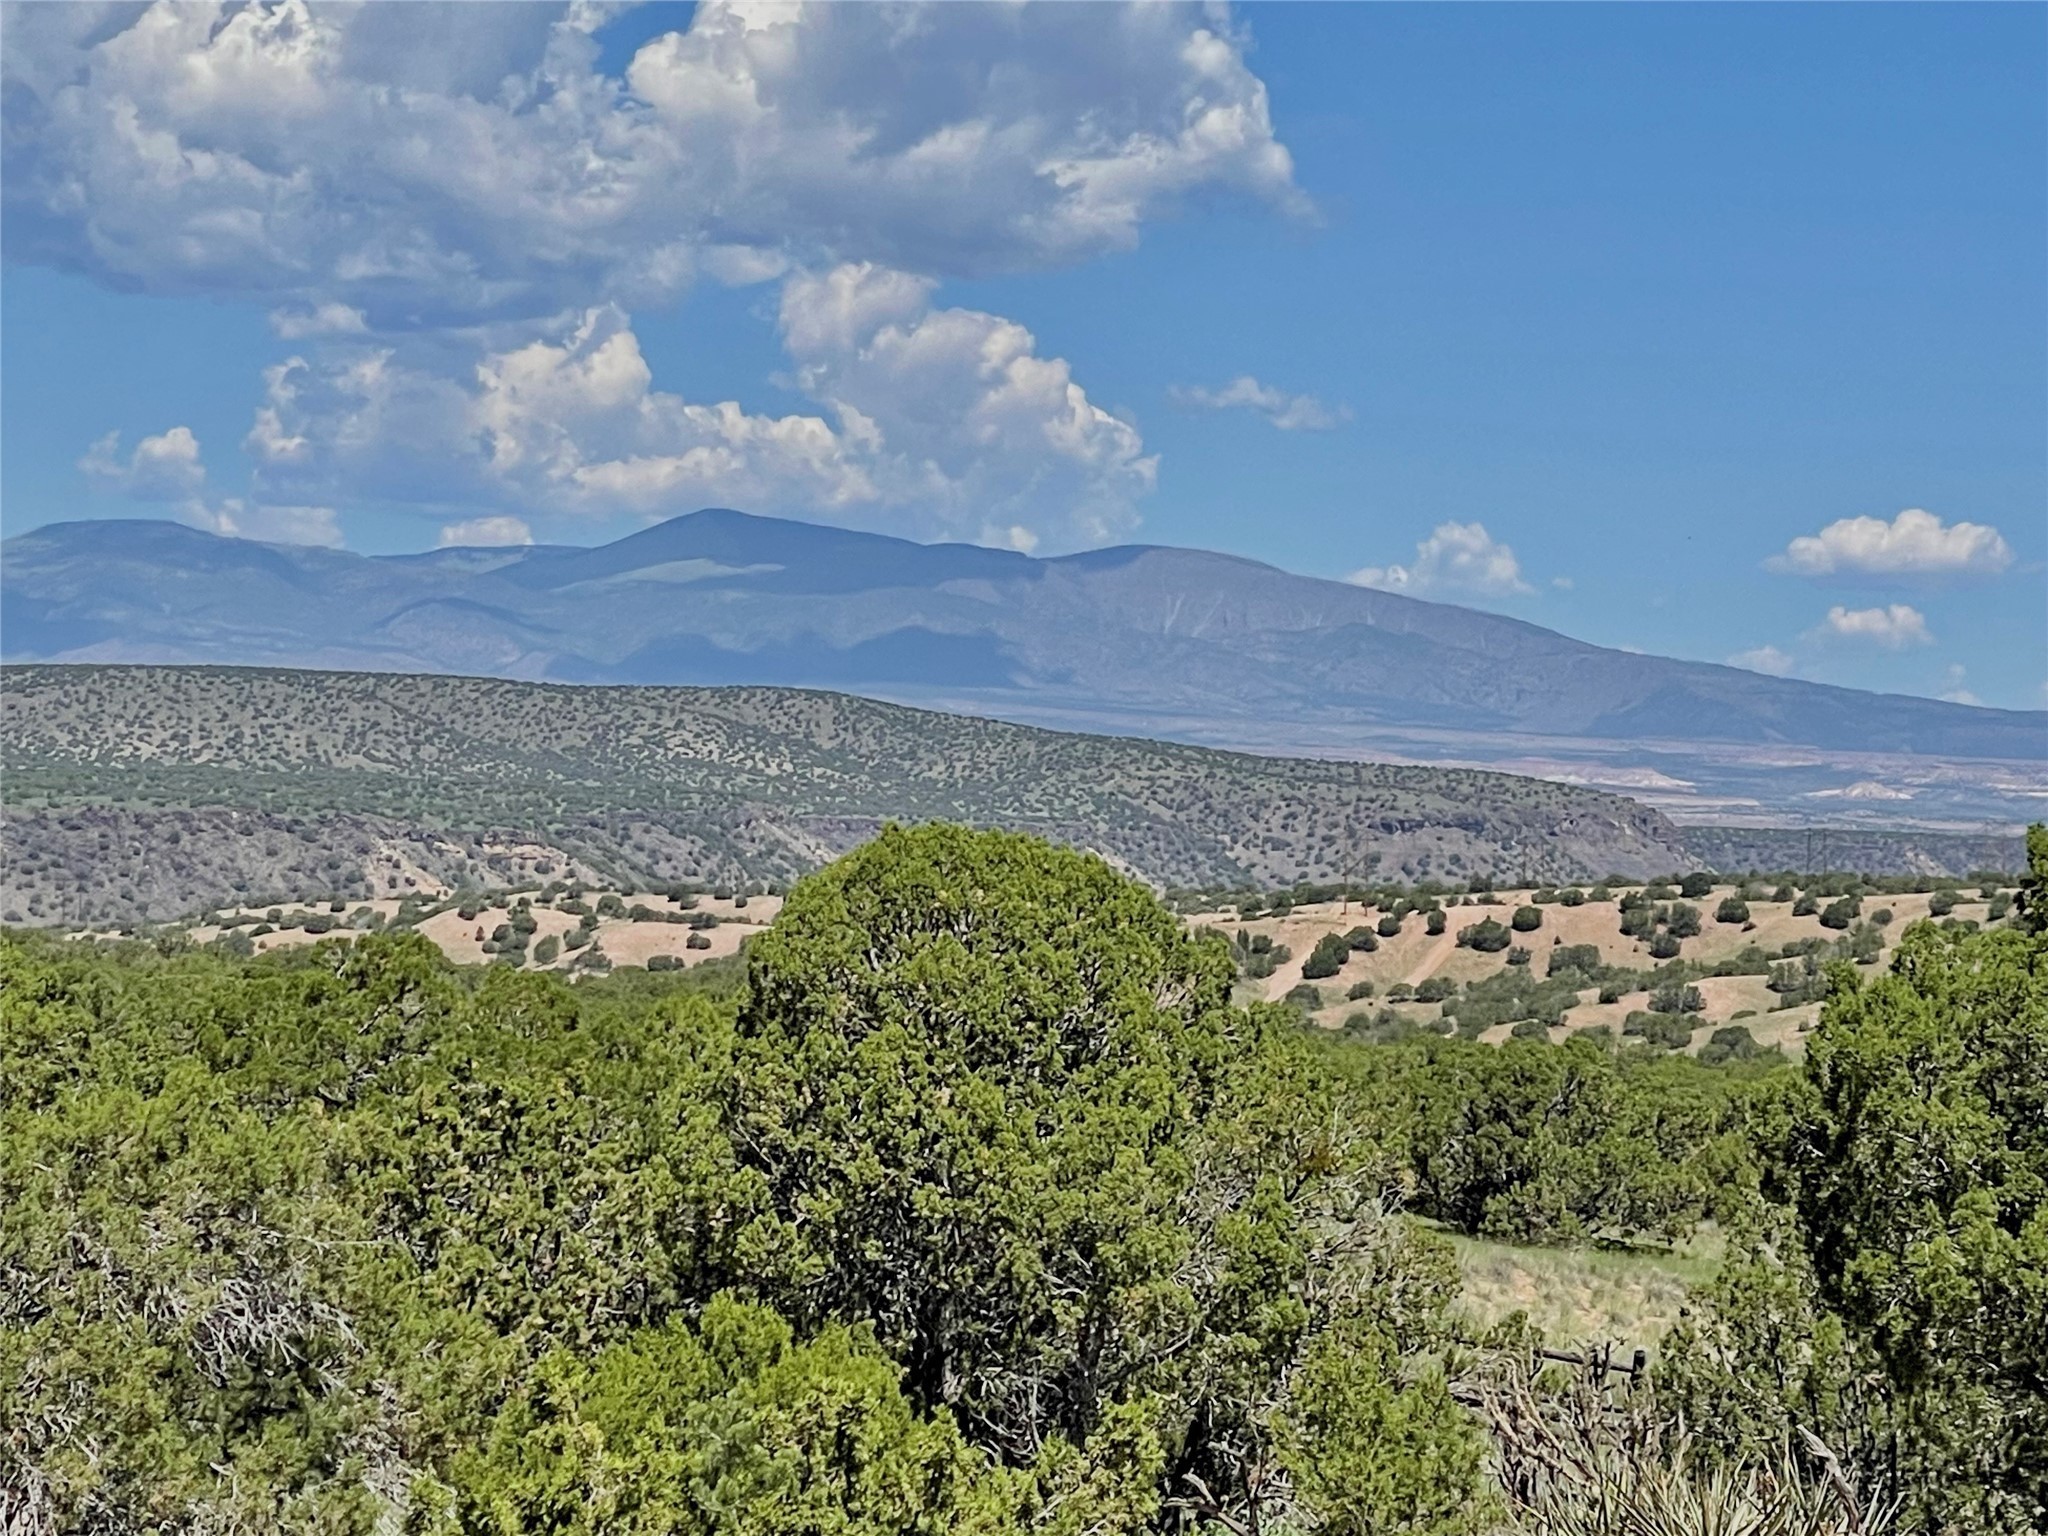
[1467,1344,1899,1536]
[1443,1227,1725,1357]
[1191,887,1985,1051]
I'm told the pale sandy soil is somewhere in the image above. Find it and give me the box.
[590,901,778,967]
[166,890,785,974]
[93,882,1996,1025]
[1188,885,1986,1051]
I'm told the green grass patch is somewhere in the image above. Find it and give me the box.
[1435,1223,1725,1355]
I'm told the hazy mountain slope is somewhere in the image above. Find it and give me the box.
[1,663,1697,923]
[4,510,2040,761]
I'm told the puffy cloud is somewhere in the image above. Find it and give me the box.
[78,420,341,546]
[1815,603,1933,649]
[438,515,533,548]
[251,267,1155,548]
[182,499,343,548]
[1937,663,1981,706]
[4,2,1300,320]
[1727,645,1796,677]
[1766,508,2014,579]
[1170,375,1348,431]
[18,4,1299,548]
[777,264,1156,542]
[1348,521,1533,599]
[79,425,206,499]
[269,303,367,339]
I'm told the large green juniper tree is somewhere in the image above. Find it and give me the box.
[1661,825,2048,1534]
[1,825,1490,1534]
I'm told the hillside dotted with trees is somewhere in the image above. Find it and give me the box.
[4,822,2044,1533]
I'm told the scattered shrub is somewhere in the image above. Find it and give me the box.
[1547,944,1602,979]
[1623,1010,1695,1050]
[1458,918,1511,953]
[1698,1024,1760,1065]
[1300,931,1352,980]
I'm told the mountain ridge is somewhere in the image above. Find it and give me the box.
[5,511,2040,771]
[2,661,1701,924]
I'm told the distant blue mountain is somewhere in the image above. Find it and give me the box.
[5,508,2041,764]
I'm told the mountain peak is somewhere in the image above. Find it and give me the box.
[4,511,2040,801]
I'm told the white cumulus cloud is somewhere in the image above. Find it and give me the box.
[250,267,1156,549]
[1727,645,1796,677]
[3,1,1301,321]
[1766,508,2014,579]
[79,421,342,546]
[1348,521,1533,599]
[269,303,368,340]
[79,425,206,499]
[20,2,1297,548]
[1815,603,1934,649]
[1937,663,1982,706]
[438,516,534,548]
[1169,376,1349,431]
[182,500,343,548]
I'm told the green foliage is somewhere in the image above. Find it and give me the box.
[1679,872,1715,899]
[1660,825,2048,1533]
[1231,928,1288,979]
[0,825,1493,1533]
[1649,982,1705,1016]
[457,1296,1115,1536]
[1715,895,1750,925]
[1698,1024,1761,1065]
[1547,944,1603,979]
[1393,1038,1746,1244]
[1511,905,1543,933]
[2019,824,2048,934]
[6,664,1687,927]
[1459,918,1512,954]
[721,826,1488,1526]
[1302,929,1353,980]
[1624,1010,1696,1050]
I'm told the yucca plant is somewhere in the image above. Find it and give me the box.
[1468,1348,1897,1536]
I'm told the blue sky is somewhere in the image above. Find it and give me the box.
[3,2,2043,707]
